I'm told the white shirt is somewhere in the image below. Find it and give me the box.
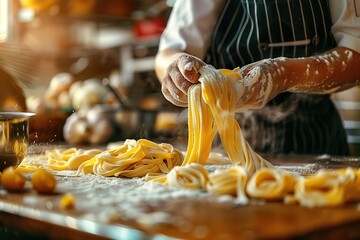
[159,0,360,59]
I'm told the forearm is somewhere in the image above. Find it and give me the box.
[284,47,360,94]
[236,46,360,111]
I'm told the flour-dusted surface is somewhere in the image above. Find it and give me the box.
[7,151,360,240]
[18,153,240,239]
[56,173,212,221]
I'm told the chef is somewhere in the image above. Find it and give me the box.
[155,0,360,155]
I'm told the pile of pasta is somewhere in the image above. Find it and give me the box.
[19,139,183,178]
[148,163,360,207]
[18,65,360,207]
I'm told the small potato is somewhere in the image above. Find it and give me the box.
[60,193,76,209]
[31,169,57,194]
[1,166,26,191]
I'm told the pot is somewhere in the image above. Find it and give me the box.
[0,112,34,171]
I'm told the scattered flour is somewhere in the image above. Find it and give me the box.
[52,167,232,226]
[345,49,353,61]
[305,64,310,77]
[244,67,261,87]
[332,50,340,58]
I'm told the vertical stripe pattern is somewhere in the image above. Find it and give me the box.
[205,0,348,155]
[205,0,336,68]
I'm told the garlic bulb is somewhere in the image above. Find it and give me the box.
[45,72,74,99]
[63,106,114,145]
[71,79,108,110]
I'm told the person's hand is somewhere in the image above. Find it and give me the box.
[235,58,288,112]
[161,54,205,107]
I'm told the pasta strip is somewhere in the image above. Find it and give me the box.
[166,163,209,190]
[207,166,249,204]
[246,168,298,200]
[294,168,360,207]
[199,66,271,174]
[18,139,183,178]
[182,83,217,165]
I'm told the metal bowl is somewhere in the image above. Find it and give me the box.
[0,112,35,171]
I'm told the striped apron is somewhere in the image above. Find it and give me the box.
[205,0,349,155]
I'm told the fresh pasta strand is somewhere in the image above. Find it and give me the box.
[207,166,249,204]
[145,163,209,190]
[294,168,360,207]
[146,65,272,186]
[76,139,183,178]
[199,66,272,174]
[17,148,102,172]
[19,139,183,178]
[340,168,360,201]
[246,168,299,201]
[167,163,209,190]
[182,83,217,165]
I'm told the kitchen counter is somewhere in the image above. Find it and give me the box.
[1,146,360,240]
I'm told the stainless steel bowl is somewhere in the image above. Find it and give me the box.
[0,112,34,171]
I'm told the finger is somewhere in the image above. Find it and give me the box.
[178,56,204,83]
[168,67,192,95]
[161,84,188,107]
[162,76,188,107]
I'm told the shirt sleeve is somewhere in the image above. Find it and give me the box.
[158,0,225,59]
[329,0,360,53]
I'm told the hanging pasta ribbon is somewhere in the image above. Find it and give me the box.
[199,65,272,174]
[146,65,271,186]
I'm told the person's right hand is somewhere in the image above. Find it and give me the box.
[161,54,205,107]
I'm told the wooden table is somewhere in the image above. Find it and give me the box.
[1,148,360,240]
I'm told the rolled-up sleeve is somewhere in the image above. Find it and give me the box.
[330,0,360,53]
[159,0,225,59]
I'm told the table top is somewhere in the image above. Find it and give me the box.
[1,146,360,240]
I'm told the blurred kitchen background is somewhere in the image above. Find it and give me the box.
[0,0,190,147]
[1,0,360,155]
